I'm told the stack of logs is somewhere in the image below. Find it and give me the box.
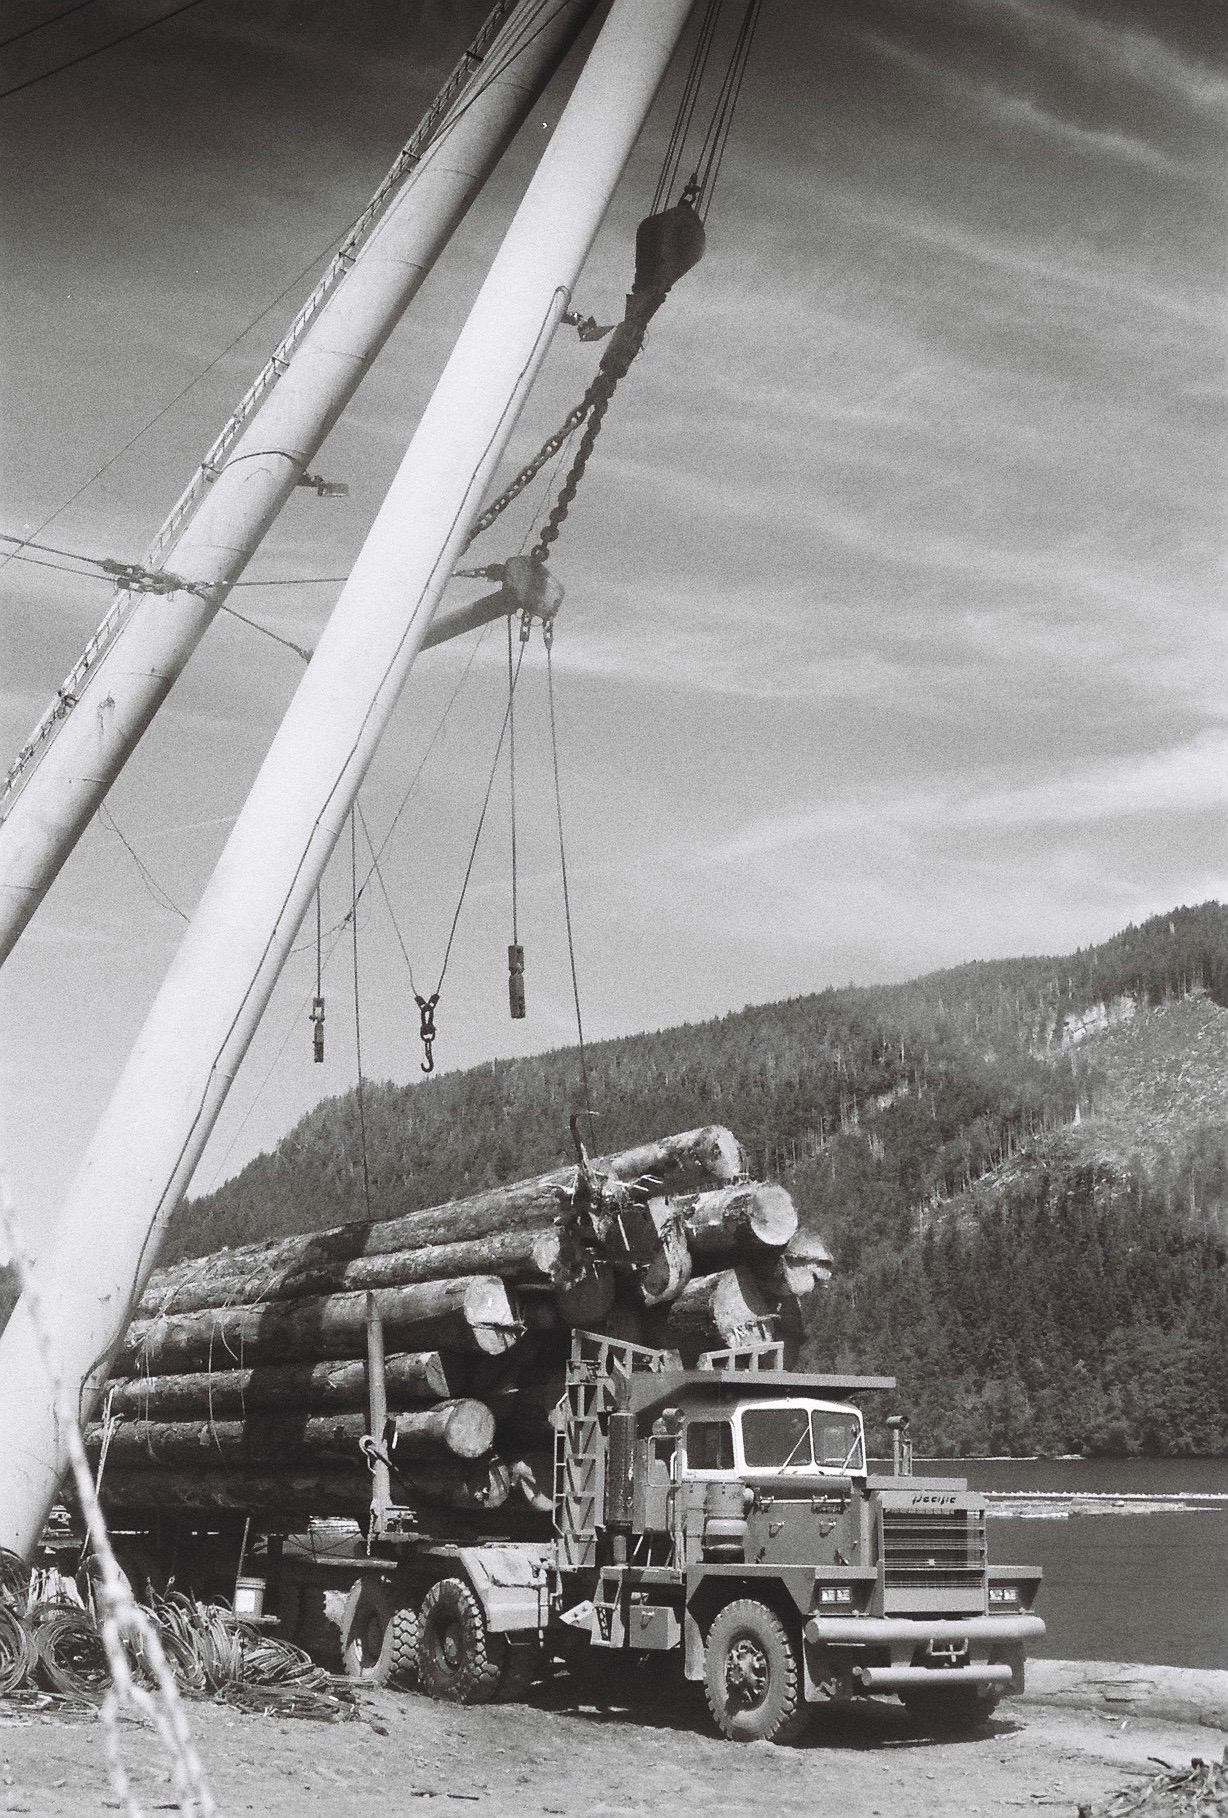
[92,1126,833,1531]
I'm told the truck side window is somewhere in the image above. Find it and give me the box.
[651,1436,676,1477]
[686,1419,734,1471]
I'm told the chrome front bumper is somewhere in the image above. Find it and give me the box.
[854,1662,1014,1692]
[804,1613,1045,1648]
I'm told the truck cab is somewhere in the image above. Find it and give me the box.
[347,1332,1044,1745]
[570,1342,1042,1738]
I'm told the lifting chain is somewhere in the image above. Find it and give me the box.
[461,397,593,553]
[460,200,706,565]
[528,336,636,564]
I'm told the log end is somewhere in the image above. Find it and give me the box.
[747,1182,799,1249]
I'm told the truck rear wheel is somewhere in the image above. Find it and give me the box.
[341,1578,397,1685]
[703,1599,808,1744]
[903,1685,998,1733]
[418,1577,503,1706]
[387,1605,421,1689]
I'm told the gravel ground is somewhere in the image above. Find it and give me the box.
[1,1678,1224,1818]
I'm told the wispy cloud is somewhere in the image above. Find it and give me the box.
[707,729,1228,868]
[982,89,1176,176]
[865,28,1179,176]
[979,0,1228,124]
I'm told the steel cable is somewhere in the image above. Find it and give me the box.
[0,1606,32,1694]
[546,639,591,1118]
[0,0,100,53]
[0,1548,30,1617]
[0,0,206,104]
[32,1608,110,1697]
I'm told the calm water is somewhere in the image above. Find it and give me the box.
[920,1457,1228,1671]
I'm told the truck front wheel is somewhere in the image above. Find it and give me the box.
[703,1599,808,1744]
[418,1577,504,1705]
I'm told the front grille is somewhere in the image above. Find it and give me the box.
[880,1509,986,1588]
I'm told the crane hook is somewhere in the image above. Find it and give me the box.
[415,992,439,1074]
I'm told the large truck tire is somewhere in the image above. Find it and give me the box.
[903,1685,998,1734]
[340,1577,403,1686]
[417,1577,504,1705]
[387,1605,421,1690]
[702,1599,808,1744]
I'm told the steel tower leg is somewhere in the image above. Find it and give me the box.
[0,0,695,1558]
[0,0,599,967]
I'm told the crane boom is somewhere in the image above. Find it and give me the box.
[0,0,600,968]
[0,0,696,1559]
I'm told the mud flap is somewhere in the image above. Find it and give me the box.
[684,1609,705,1681]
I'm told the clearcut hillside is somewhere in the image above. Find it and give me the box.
[4,903,1225,1454]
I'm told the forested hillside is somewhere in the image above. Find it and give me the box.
[6,902,1226,1454]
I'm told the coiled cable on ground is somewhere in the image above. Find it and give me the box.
[32,1608,110,1696]
[0,1548,30,1617]
[0,1606,34,1696]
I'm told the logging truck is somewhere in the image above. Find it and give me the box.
[312,1330,1044,1743]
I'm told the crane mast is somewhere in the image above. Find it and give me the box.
[0,0,600,968]
[0,0,697,1559]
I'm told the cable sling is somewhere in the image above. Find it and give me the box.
[350,813,372,1215]
[546,636,591,1119]
[506,615,526,1020]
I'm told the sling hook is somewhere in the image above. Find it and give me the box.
[415,991,439,1074]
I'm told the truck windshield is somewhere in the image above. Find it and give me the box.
[741,1406,812,1469]
[739,1406,865,1473]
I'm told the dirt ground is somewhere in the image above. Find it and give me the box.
[1,1676,1224,1818]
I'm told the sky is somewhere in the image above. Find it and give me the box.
[0,0,1224,1245]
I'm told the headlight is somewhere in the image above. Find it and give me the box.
[818,1585,853,1606]
[988,1585,1020,1606]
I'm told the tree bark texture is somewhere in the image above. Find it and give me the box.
[139,1224,574,1319]
[88,1399,494,1467]
[751,1255,827,1301]
[142,1126,744,1316]
[103,1351,453,1421]
[595,1199,693,1307]
[99,1467,375,1519]
[532,1226,615,1325]
[98,1456,509,1518]
[115,1276,521,1375]
[647,1266,774,1359]
[782,1228,834,1271]
[679,1182,797,1258]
